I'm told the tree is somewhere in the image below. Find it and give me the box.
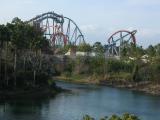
[0,17,57,90]
[155,44,160,57]
[7,18,25,87]
[146,45,156,57]
[9,17,49,86]
[132,63,140,82]
[121,47,128,58]
[93,42,105,55]
[0,25,5,83]
[0,25,11,87]
[136,46,145,57]
[77,43,92,52]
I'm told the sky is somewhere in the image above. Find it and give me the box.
[0,0,160,48]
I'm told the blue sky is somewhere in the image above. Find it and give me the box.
[0,0,160,47]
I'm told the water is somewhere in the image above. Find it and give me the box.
[0,81,160,120]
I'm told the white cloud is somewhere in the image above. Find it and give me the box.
[126,0,160,6]
[80,24,98,34]
[1,0,35,5]
[138,28,160,38]
[135,28,160,47]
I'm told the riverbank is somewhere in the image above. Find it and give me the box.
[53,75,160,96]
[0,85,65,101]
[100,80,160,96]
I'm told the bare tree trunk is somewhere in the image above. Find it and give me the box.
[103,56,106,77]
[33,51,37,87]
[4,42,8,87]
[39,50,42,70]
[33,70,36,86]
[14,49,17,87]
[0,47,2,88]
[23,56,26,71]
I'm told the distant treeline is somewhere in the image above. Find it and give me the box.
[60,42,160,84]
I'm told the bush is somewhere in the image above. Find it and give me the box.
[83,115,95,120]
[138,66,153,81]
[36,72,50,86]
[106,59,134,73]
[132,62,160,83]
[16,71,33,88]
[83,113,140,120]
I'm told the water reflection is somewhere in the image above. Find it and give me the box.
[0,99,50,120]
[0,81,160,120]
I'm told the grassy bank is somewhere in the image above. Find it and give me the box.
[53,74,105,85]
[53,54,160,96]
[53,74,160,96]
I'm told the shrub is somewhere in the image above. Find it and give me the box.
[83,113,140,120]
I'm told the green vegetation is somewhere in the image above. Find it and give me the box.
[57,41,160,95]
[1,17,160,98]
[0,18,59,98]
[61,55,134,83]
[83,113,140,120]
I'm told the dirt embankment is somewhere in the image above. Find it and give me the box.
[100,80,160,95]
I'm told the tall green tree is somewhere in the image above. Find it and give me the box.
[77,43,92,52]
[93,42,105,56]
[0,25,11,87]
[155,44,160,57]
[146,45,156,57]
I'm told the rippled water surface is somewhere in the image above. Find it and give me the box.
[0,81,160,120]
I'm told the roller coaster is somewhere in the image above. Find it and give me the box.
[105,30,137,57]
[26,11,85,50]
[26,11,137,57]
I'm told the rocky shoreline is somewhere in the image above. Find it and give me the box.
[99,80,160,96]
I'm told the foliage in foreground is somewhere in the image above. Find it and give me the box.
[83,113,140,120]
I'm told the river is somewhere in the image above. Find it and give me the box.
[0,81,160,120]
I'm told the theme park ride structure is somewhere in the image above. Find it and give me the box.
[106,30,137,57]
[26,11,85,52]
